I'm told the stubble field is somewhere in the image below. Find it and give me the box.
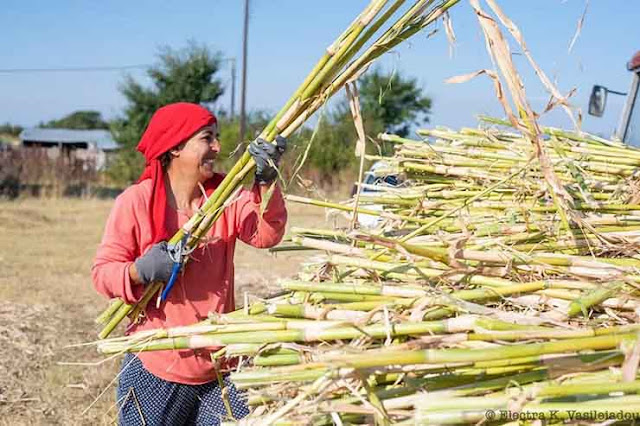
[0,196,330,425]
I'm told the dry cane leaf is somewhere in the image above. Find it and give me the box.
[485,0,581,130]
[568,0,590,54]
[446,69,516,126]
[345,82,367,230]
[447,236,468,269]
[443,11,457,58]
[469,0,577,233]
[345,83,366,158]
[622,334,640,382]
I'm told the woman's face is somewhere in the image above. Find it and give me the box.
[171,123,221,182]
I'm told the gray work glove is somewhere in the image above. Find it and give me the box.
[248,135,287,184]
[134,241,174,285]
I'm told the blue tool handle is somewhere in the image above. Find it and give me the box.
[160,262,182,301]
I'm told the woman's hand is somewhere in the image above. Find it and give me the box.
[132,241,174,285]
[248,135,287,184]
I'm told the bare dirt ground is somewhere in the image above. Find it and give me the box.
[0,196,332,425]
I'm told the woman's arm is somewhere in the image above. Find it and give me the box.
[234,182,288,248]
[91,193,143,304]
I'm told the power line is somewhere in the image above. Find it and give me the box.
[0,56,238,74]
[0,57,237,114]
[0,64,151,74]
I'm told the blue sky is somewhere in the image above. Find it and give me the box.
[1,1,638,138]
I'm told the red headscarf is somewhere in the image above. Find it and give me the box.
[136,102,217,244]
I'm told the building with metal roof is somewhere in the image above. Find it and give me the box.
[19,128,118,151]
[19,128,119,170]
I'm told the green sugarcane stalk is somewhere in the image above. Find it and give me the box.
[95,298,123,325]
[284,0,462,138]
[252,326,639,368]
[566,281,625,317]
[290,227,347,239]
[477,115,628,148]
[389,134,640,169]
[325,254,520,287]
[328,374,637,418]
[231,333,637,384]
[329,299,415,311]
[97,281,164,339]
[469,323,640,342]
[238,350,622,390]
[413,393,640,415]
[365,353,625,408]
[353,231,640,273]
[306,292,397,304]
[286,194,449,226]
[98,320,464,354]
[267,303,390,322]
[97,299,134,340]
[280,280,563,319]
[279,280,428,298]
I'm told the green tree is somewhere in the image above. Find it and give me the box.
[217,69,431,186]
[305,107,369,175]
[109,42,225,184]
[358,68,432,137]
[299,69,432,181]
[42,110,109,130]
[0,123,23,137]
[215,110,270,170]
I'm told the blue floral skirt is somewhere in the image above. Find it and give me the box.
[117,353,249,425]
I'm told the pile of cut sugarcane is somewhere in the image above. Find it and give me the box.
[96,118,640,424]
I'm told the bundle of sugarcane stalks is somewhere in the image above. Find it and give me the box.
[94,118,640,424]
[94,0,461,341]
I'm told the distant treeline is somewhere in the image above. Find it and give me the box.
[1,44,432,197]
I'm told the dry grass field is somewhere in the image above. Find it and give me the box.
[0,195,333,425]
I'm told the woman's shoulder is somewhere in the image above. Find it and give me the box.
[113,179,153,211]
[119,179,152,199]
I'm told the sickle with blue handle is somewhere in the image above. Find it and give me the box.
[160,233,190,301]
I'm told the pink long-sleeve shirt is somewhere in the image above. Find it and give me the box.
[92,174,287,384]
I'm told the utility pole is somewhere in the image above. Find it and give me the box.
[230,58,236,118]
[238,0,250,157]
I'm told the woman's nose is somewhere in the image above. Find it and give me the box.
[210,138,221,153]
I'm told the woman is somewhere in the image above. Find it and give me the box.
[92,102,287,425]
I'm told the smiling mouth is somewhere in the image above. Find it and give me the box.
[202,157,216,166]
